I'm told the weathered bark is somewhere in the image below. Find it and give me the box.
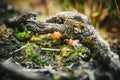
[0,62,50,80]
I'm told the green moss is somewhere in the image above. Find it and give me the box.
[27,53,38,61]
[14,31,89,67]
[16,31,31,40]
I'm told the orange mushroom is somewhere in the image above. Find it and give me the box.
[51,31,62,39]
[66,39,74,45]
[51,31,62,44]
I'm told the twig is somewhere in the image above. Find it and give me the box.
[10,43,60,55]
[9,43,33,54]
[3,57,13,64]
[41,48,60,51]
[14,62,25,70]
[19,68,69,77]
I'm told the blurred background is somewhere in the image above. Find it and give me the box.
[0,0,120,41]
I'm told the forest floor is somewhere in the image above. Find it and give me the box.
[0,3,120,80]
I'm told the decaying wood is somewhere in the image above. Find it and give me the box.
[4,11,120,78]
[13,12,119,62]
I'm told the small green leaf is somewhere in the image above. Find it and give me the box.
[17,32,24,40]
[80,47,86,53]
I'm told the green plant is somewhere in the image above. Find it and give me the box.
[16,31,31,40]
